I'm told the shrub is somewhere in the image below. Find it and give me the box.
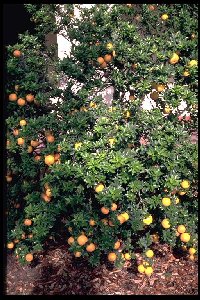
[6,4,198,271]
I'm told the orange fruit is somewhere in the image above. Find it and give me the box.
[21,233,26,239]
[108,220,114,227]
[13,129,19,136]
[95,183,105,193]
[17,137,25,145]
[97,57,105,64]
[15,203,20,209]
[124,253,131,260]
[177,225,186,234]
[129,95,135,101]
[27,146,33,153]
[25,253,33,262]
[28,234,33,239]
[144,266,153,276]
[108,252,117,262]
[148,5,155,11]
[9,93,17,101]
[180,233,190,243]
[104,54,112,63]
[24,219,32,226]
[145,249,154,258]
[117,214,126,224]
[189,255,195,261]
[41,193,51,202]
[46,135,55,143]
[100,62,107,69]
[17,98,26,106]
[44,155,55,166]
[68,227,73,233]
[89,219,96,226]
[121,212,129,221]
[150,91,159,100]
[161,218,170,229]
[13,50,21,57]
[101,218,108,225]
[7,242,14,249]
[189,248,196,255]
[156,84,165,92]
[14,239,20,244]
[34,155,41,161]
[54,153,60,161]
[175,231,180,237]
[68,237,75,245]
[86,243,96,252]
[19,120,27,126]
[162,197,171,207]
[45,188,52,197]
[106,43,114,51]
[138,264,145,273]
[26,94,35,102]
[6,175,12,183]
[74,251,82,257]
[77,234,88,246]
[114,240,121,250]
[161,14,168,21]
[111,203,118,211]
[31,140,39,147]
[101,207,110,214]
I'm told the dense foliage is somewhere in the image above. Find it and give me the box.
[6,4,198,273]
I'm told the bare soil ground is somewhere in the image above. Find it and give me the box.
[5,242,198,295]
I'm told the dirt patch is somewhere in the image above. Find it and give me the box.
[5,243,198,295]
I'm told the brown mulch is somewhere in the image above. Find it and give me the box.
[5,242,198,295]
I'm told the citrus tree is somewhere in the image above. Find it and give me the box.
[6,4,198,275]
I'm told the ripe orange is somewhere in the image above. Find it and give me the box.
[41,193,51,202]
[108,252,117,262]
[17,98,26,106]
[124,253,131,260]
[161,14,168,21]
[161,218,170,229]
[89,219,96,226]
[145,249,154,258]
[13,50,22,57]
[95,183,105,193]
[9,93,17,101]
[34,155,41,161]
[189,248,196,255]
[156,84,165,92]
[21,233,26,239]
[31,140,39,147]
[44,155,55,166]
[101,207,110,214]
[54,153,60,161]
[6,175,12,183]
[189,255,195,261]
[27,146,33,153]
[162,197,171,207]
[144,266,153,276]
[28,234,33,239]
[150,91,159,100]
[14,239,20,244]
[24,219,32,226]
[101,218,108,225]
[19,120,27,126]
[121,212,129,221]
[97,57,104,64]
[100,62,107,69]
[25,253,33,262]
[86,243,96,252]
[68,237,75,245]
[46,135,55,143]
[45,188,52,197]
[148,5,155,11]
[117,214,126,224]
[114,240,121,250]
[74,251,82,257]
[77,234,88,246]
[13,128,19,136]
[26,94,35,102]
[177,225,186,234]
[180,233,190,243]
[17,137,25,145]
[7,242,14,249]
[104,54,112,63]
[111,203,118,211]
[138,264,145,273]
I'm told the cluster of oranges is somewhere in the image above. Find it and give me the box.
[68,233,96,257]
[97,43,115,69]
